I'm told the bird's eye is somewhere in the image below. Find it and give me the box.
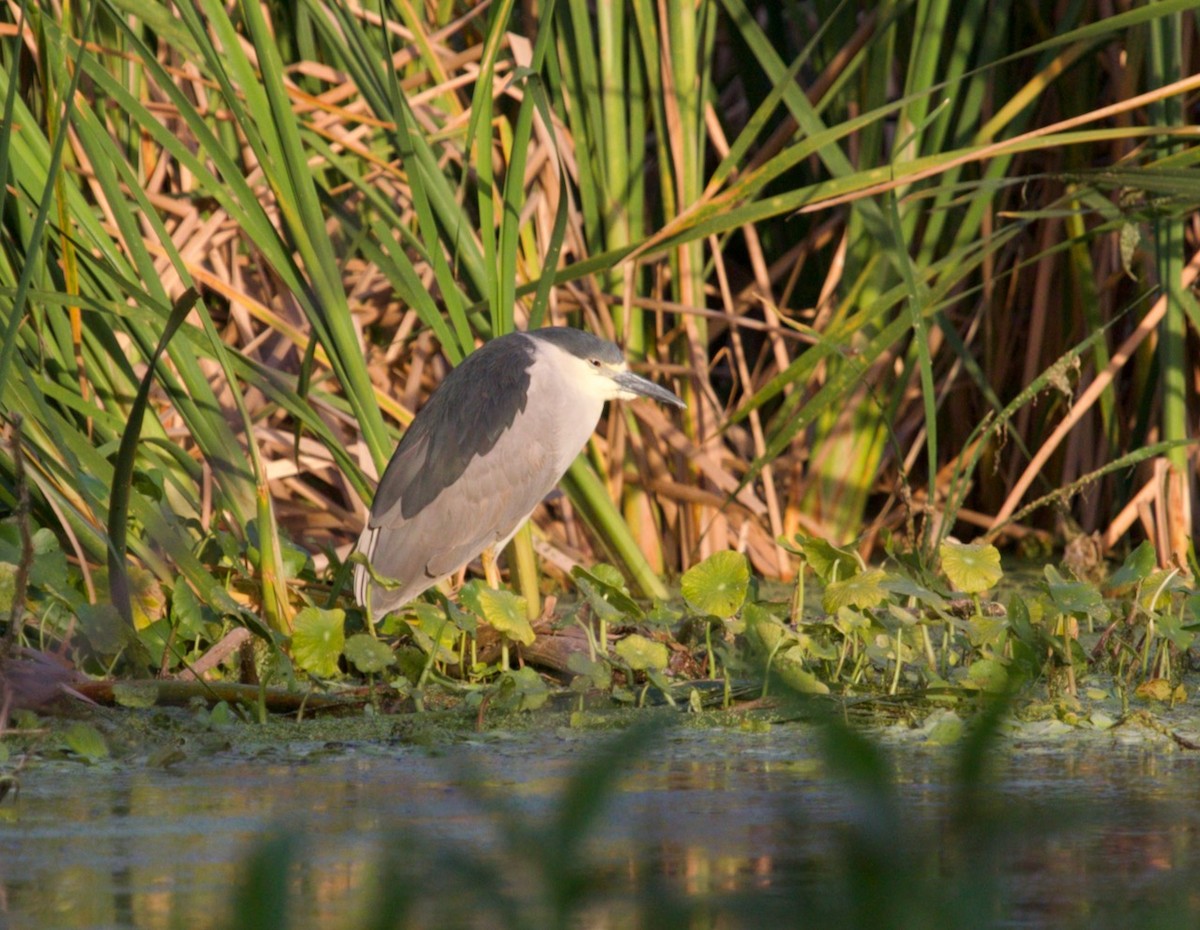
[588,358,602,368]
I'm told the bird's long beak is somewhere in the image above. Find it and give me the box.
[613,370,686,408]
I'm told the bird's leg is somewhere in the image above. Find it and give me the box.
[481,546,502,590]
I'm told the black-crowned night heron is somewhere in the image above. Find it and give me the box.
[354,327,685,617]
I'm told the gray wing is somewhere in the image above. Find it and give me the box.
[355,407,561,615]
[370,335,534,521]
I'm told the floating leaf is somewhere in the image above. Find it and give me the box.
[614,633,669,671]
[1135,678,1172,702]
[112,681,160,709]
[478,587,535,645]
[681,551,750,619]
[64,722,109,762]
[922,710,965,745]
[344,634,395,674]
[290,607,345,678]
[1108,540,1156,591]
[208,701,237,727]
[939,541,1002,594]
[823,569,889,612]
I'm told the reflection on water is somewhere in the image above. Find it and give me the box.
[2,726,1199,928]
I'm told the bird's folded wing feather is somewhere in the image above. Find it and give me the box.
[369,408,559,586]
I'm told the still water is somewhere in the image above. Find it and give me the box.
[2,717,1199,929]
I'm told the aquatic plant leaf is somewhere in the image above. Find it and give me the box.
[496,666,548,710]
[921,710,965,745]
[965,615,1009,650]
[643,602,683,627]
[405,607,460,664]
[478,587,535,645]
[64,722,109,762]
[1153,611,1195,651]
[0,525,69,595]
[1135,678,1172,702]
[1043,566,1110,623]
[775,647,830,694]
[1138,569,1190,612]
[834,606,872,636]
[112,682,160,709]
[344,634,396,674]
[615,633,669,671]
[290,607,346,678]
[965,658,1008,693]
[1186,595,1200,631]
[798,632,839,662]
[939,541,1002,594]
[572,565,641,623]
[456,579,486,617]
[589,563,628,592]
[567,652,610,690]
[170,582,217,640]
[823,569,889,612]
[681,551,750,619]
[744,601,794,653]
[77,603,131,655]
[880,575,950,612]
[1108,540,1156,590]
[412,598,477,638]
[885,603,920,628]
[782,535,860,583]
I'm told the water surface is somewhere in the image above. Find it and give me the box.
[3,718,1199,928]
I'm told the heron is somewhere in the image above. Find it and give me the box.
[353,327,685,617]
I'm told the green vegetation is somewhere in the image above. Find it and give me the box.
[1,2,1199,722]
